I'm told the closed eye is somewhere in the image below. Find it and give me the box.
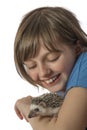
[46,52,61,62]
[23,63,37,70]
[28,64,36,69]
[47,56,59,62]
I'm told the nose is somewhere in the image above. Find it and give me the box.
[38,63,51,78]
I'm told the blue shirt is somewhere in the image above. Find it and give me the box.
[66,52,87,92]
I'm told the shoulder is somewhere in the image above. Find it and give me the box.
[66,52,87,91]
[71,52,87,75]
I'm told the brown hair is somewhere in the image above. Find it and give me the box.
[14,6,87,86]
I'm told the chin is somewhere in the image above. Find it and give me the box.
[41,81,66,93]
[48,82,66,93]
[48,86,63,93]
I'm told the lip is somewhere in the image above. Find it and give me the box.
[41,74,61,87]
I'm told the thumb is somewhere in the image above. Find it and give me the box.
[14,104,23,120]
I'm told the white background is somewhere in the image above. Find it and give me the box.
[0,0,87,130]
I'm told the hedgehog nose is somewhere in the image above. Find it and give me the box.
[28,114,32,118]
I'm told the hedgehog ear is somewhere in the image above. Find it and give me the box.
[39,101,46,108]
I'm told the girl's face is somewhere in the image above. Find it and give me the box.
[24,43,77,93]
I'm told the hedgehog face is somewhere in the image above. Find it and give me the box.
[28,106,40,118]
[28,93,63,118]
[28,102,47,118]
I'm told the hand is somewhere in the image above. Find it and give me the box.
[14,96,32,122]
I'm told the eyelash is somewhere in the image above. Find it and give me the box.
[48,56,59,62]
[28,65,36,69]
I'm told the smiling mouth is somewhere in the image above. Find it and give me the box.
[44,74,61,85]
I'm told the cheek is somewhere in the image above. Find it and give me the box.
[61,55,76,76]
[27,71,38,81]
[52,55,75,76]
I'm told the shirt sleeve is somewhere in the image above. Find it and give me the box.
[66,52,87,91]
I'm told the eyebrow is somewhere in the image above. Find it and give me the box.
[24,50,62,63]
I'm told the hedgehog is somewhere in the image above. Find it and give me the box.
[28,93,64,118]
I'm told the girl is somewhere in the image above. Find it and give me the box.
[14,7,87,130]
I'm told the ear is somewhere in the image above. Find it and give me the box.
[39,101,46,108]
[75,40,83,56]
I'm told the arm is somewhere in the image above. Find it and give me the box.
[14,87,87,130]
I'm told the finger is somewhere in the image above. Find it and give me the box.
[14,106,23,120]
[16,110,23,120]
